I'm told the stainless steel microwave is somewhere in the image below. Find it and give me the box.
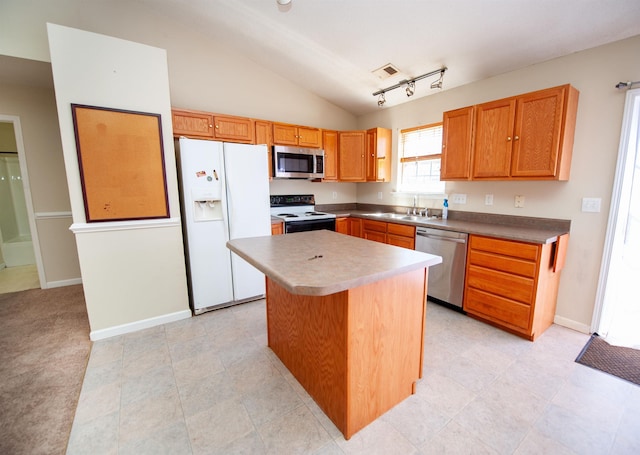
[272,146,324,179]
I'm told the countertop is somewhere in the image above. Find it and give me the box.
[227,230,442,296]
[330,210,570,244]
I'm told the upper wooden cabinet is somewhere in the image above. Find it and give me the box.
[338,131,366,182]
[212,115,254,143]
[442,84,579,181]
[510,86,578,180]
[441,106,475,180]
[366,128,392,182]
[255,120,274,179]
[172,109,214,138]
[273,123,322,148]
[473,98,516,179]
[172,109,254,143]
[322,130,339,181]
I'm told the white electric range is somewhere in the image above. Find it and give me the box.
[270,194,336,233]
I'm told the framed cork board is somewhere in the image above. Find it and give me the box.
[71,104,169,222]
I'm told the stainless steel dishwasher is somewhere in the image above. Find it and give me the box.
[415,227,468,310]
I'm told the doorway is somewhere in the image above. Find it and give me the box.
[0,116,43,293]
[594,88,640,349]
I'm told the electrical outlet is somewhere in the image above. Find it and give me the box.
[582,197,601,212]
[485,194,494,205]
[377,191,383,200]
[515,195,525,208]
[332,191,337,200]
[452,193,467,204]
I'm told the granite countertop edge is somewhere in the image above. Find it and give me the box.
[329,210,569,244]
[227,231,442,296]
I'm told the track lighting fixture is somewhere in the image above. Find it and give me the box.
[430,70,444,89]
[616,80,640,89]
[406,80,415,97]
[373,66,447,106]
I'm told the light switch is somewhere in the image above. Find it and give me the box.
[452,193,467,204]
[582,197,601,212]
[485,194,494,205]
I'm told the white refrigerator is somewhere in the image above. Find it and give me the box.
[176,137,271,314]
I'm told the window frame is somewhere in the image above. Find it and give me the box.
[397,122,445,195]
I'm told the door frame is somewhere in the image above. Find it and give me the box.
[592,88,640,333]
[0,114,46,288]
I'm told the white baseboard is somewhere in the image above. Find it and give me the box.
[90,309,192,341]
[554,315,591,334]
[45,277,83,288]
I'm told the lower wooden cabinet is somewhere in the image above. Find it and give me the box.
[271,221,283,235]
[336,217,349,234]
[362,220,415,249]
[463,234,568,340]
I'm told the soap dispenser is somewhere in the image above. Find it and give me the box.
[442,198,448,220]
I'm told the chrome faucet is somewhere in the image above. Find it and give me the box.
[412,195,418,215]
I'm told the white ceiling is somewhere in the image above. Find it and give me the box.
[3,1,640,116]
[137,0,640,115]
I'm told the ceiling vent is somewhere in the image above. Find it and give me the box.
[372,63,400,80]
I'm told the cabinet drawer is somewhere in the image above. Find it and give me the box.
[470,235,538,261]
[362,220,387,233]
[465,287,531,331]
[387,234,415,250]
[466,265,535,304]
[363,231,386,244]
[387,222,415,238]
[468,250,537,278]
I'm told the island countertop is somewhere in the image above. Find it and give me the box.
[227,230,442,296]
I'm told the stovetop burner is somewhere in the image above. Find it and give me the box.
[277,213,299,218]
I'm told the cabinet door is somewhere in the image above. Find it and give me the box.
[366,128,392,182]
[271,221,283,235]
[322,130,339,181]
[363,230,386,244]
[338,131,366,182]
[349,218,362,238]
[441,107,474,180]
[297,127,322,148]
[510,86,565,178]
[273,123,299,146]
[255,120,274,179]
[171,109,214,138]
[335,217,349,234]
[472,98,516,179]
[213,115,254,143]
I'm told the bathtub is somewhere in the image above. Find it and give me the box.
[1,234,35,267]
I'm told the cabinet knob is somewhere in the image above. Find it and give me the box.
[215,125,219,129]
[507,136,512,141]
[514,135,520,140]
[209,124,213,128]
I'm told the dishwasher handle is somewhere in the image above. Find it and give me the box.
[417,232,467,243]
[416,228,468,244]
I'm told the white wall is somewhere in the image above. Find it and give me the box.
[358,35,640,331]
[47,23,190,338]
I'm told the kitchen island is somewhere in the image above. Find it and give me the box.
[227,230,442,439]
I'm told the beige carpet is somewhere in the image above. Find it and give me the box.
[0,285,91,455]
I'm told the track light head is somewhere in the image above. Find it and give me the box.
[377,92,386,107]
[406,81,415,97]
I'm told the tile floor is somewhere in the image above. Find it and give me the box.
[0,264,39,294]
[67,300,640,454]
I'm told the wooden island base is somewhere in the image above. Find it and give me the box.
[266,268,428,440]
